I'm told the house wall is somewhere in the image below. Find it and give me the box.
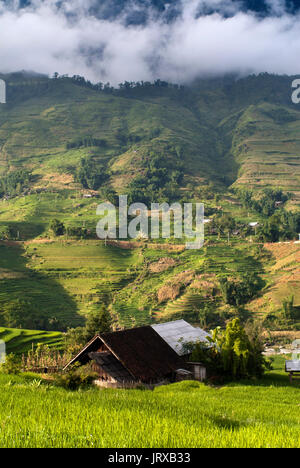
[91,361,116,381]
[193,364,206,381]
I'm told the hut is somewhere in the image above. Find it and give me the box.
[285,359,300,383]
[63,326,186,388]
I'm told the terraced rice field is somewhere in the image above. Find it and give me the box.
[0,327,63,354]
[248,242,300,315]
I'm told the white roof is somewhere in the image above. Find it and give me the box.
[151,319,211,356]
[249,222,259,227]
[0,340,5,364]
[285,360,300,372]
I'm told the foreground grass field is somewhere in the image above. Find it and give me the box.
[0,357,299,448]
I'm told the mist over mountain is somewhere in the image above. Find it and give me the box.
[1,1,300,84]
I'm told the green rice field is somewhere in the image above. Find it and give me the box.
[0,327,63,355]
[0,357,299,448]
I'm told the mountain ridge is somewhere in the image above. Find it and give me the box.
[0,71,299,333]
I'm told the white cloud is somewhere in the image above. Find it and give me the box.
[0,0,300,84]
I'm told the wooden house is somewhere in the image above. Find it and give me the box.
[64,326,187,388]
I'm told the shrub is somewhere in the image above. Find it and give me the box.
[54,367,98,391]
[50,219,65,236]
[0,354,21,375]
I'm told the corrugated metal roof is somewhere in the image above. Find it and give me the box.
[285,360,300,372]
[151,320,211,356]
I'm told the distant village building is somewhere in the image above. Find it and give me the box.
[285,360,300,383]
[64,320,211,388]
[82,193,99,199]
[249,222,259,227]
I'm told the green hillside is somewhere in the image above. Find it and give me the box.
[0,72,299,337]
[0,327,63,354]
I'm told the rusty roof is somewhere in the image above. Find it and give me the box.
[100,326,185,382]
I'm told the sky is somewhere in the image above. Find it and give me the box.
[1,0,300,84]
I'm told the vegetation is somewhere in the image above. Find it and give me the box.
[66,136,107,150]
[0,327,63,355]
[0,72,298,332]
[237,188,289,217]
[126,152,184,204]
[0,356,298,448]
[54,367,98,391]
[0,298,63,330]
[75,156,108,190]
[65,305,112,353]
[0,353,21,374]
[219,274,263,307]
[188,319,270,380]
[50,219,65,236]
[0,170,32,198]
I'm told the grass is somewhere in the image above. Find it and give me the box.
[0,357,298,448]
[0,327,63,354]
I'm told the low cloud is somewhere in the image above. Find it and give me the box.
[0,0,300,84]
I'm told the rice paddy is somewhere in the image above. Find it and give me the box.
[0,327,63,355]
[0,357,299,448]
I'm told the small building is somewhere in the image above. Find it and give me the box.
[285,360,300,383]
[188,362,207,381]
[64,326,187,388]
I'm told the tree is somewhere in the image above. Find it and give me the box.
[213,318,270,379]
[213,214,235,239]
[0,225,13,240]
[219,274,262,307]
[187,319,271,380]
[281,296,299,321]
[75,156,107,190]
[0,169,32,198]
[83,306,112,342]
[50,219,65,236]
[64,305,112,353]
[0,299,52,330]
[100,187,118,205]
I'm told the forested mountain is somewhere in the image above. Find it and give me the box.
[0,71,299,333]
[0,72,300,204]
